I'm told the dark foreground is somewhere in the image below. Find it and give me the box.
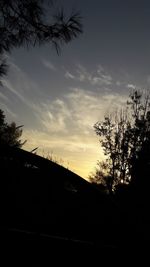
[2,146,150,265]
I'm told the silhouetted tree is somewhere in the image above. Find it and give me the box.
[92,90,150,192]
[0,0,82,80]
[0,109,25,147]
[89,161,112,194]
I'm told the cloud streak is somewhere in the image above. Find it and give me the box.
[64,64,113,86]
[65,71,75,79]
[42,59,56,71]
[1,59,129,178]
[22,87,127,178]
[127,83,136,89]
[2,79,28,104]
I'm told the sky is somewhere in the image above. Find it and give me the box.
[1,0,150,179]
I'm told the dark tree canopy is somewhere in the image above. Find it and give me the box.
[0,0,83,79]
[0,109,25,148]
[91,90,150,193]
[0,0,82,53]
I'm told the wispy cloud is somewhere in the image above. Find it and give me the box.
[2,79,28,104]
[126,83,136,89]
[1,58,129,178]
[91,65,112,85]
[64,64,113,86]
[65,71,75,79]
[0,59,52,129]
[91,74,112,86]
[36,98,71,133]
[76,64,92,82]
[42,59,56,71]
[0,100,17,119]
[22,87,128,178]
[1,59,46,110]
[31,87,128,137]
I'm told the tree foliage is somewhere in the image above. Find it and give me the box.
[0,109,25,148]
[0,0,83,80]
[89,161,113,194]
[92,90,150,193]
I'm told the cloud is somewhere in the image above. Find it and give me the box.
[1,58,129,178]
[37,98,71,133]
[91,65,112,85]
[2,79,28,103]
[65,71,75,79]
[22,88,127,178]
[0,59,55,130]
[64,64,112,86]
[127,83,136,89]
[0,100,17,119]
[76,64,92,82]
[1,59,47,111]
[42,59,56,71]
[30,87,128,137]
[91,74,112,86]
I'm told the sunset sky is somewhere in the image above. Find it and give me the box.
[1,0,150,179]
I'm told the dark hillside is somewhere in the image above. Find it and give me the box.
[1,145,149,264]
